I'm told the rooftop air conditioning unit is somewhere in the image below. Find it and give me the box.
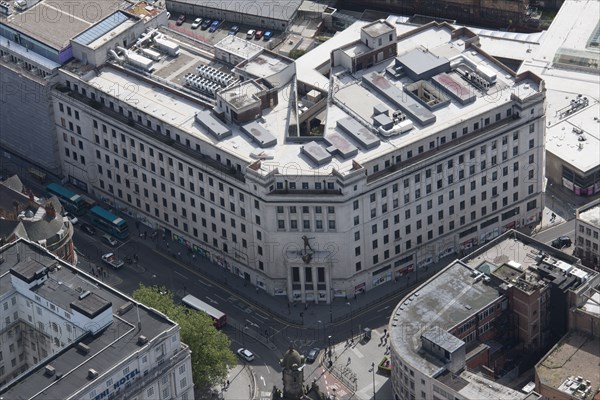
[88,369,99,379]
[45,365,56,376]
[137,335,148,345]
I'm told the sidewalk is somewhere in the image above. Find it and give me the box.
[221,364,255,400]
[529,206,566,237]
[321,328,392,400]
[148,228,454,330]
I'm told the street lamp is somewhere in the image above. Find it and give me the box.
[371,362,376,400]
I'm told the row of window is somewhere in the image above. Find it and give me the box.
[368,109,532,176]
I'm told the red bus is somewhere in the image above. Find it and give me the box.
[182,294,227,329]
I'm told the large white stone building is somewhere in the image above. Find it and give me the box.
[1,0,547,303]
[0,238,194,399]
[49,15,545,303]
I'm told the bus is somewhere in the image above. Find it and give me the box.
[182,294,227,329]
[46,183,86,215]
[89,206,129,240]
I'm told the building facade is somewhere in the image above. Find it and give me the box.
[0,175,75,263]
[388,230,598,400]
[49,19,545,303]
[575,199,600,269]
[0,238,194,400]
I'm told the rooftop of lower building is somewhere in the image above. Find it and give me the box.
[577,198,600,228]
[517,0,600,175]
[0,239,179,399]
[535,330,600,400]
[0,0,138,51]
[389,260,502,377]
[462,230,595,294]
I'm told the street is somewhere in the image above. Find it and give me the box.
[1,147,593,399]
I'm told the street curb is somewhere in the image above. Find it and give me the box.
[245,365,257,400]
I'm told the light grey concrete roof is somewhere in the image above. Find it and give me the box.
[578,199,600,227]
[389,260,502,377]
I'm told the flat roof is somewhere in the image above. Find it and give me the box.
[437,369,534,400]
[73,12,130,46]
[236,51,292,80]
[66,19,542,178]
[517,0,600,174]
[362,20,395,38]
[215,35,263,61]
[219,80,263,110]
[0,239,178,399]
[578,201,600,227]
[168,0,303,22]
[536,331,600,398]
[1,0,127,50]
[389,260,502,377]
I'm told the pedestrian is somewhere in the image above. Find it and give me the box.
[347,356,351,364]
[192,254,196,261]
[166,242,169,248]
[384,328,387,336]
[226,380,230,387]
[256,286,259,293]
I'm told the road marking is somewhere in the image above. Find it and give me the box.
[205,296,218,305]
[174,271,187,279]
[265,365,270,374]
[245,319,259,328]
[213,293,226,301]
[254,312,269,320]
[377,305,390,312]
[260,376,266,386]
[197,279,213,288]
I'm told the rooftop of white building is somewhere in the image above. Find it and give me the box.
[577,198,600,227]
[0,239,180,399]
[62,19,543,179]
[517,0,600,174]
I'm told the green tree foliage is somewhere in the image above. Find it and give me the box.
[133,284,236,390]
[288,49,306,59]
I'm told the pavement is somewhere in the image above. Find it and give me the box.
[2,148,591,400]
[319,328,393,400]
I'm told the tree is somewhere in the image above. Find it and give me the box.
[288,49,306,59]
[133,284,236,390]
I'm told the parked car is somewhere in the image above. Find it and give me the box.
[237,348,255,362]
[191,17,202,29]
[81,223,96,235]
[102,234,119,247]
[254,30,264,39]
[176,15,186,26]
[64,212,78,225]
[200,19,211,30]
[306,348,320,363]
[208,20,220,32]
[246,29,256,39]
[263,31,273,40]
[229,25,239,35]
[551,236,572,249]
